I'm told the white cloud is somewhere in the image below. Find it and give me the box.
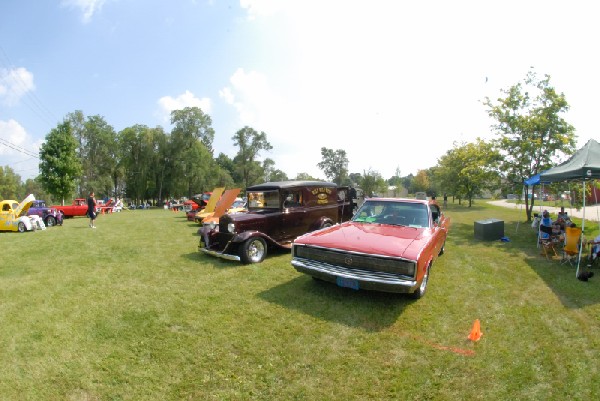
[220,68,283,128]
[60,0,107,23]
[0,119,29,154]
[239,0,282,19]
[157,90,212,124]
[0,119,40,179]
[0,67,35,107]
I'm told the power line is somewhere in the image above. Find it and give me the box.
[0,45,58,127]
[0,137,39,158]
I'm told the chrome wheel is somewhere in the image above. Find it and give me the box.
[240,237,267,264]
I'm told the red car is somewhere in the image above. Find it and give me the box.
[291,197,450,298]
[51,198,88,218]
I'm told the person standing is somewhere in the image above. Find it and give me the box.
[87,191,97,228]
[443,193,448,208]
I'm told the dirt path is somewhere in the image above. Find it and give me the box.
[487,199,600,222]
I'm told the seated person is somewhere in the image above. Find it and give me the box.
[588,233,600,265]
[539,210,553,240]
[557,206,569,220]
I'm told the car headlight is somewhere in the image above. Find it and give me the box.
[228,223,235,233]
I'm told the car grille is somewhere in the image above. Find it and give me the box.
[293,245,416,278]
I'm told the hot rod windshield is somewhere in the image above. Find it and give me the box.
[247,190,280,210]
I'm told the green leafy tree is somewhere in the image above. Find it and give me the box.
[349,172,362,186]
[263,158,288,182]
[39,121,82,204]
[170,107,215,153]
[84,115,118,197]
[317,147,348,185]
[485,70,576,220]
[21,178,50,203]
[231,126,273,188]
[169,108,218,198]
[0,166,21,200]
[63,111,118,197]
[295,172,319,181]
[359,169,387,197]
[412,170,430,194]
[437,139,501,207]
[387,167,404,197]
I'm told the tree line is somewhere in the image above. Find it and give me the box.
[0,70,582,220]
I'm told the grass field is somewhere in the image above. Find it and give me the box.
[2,202,600,400]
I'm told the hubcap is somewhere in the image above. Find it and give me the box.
[249,240,265,262]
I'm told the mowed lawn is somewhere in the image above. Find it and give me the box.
[2,202,600,400]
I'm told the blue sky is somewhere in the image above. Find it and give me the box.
[1,0,599,182]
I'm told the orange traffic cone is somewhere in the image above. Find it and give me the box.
[468,319,482,342]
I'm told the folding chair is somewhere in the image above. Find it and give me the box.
[538,220,557,259]
[562,226,582,266]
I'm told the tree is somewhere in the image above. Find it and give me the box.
[388,167,404,197]
[0,166,21,200]
[437,139,501,207]
[485,70,576,220]
[39,121,82,204]
[63,111,118,197]
[317,147,348,185]
[231,126,273,188]
[359,169,387,197]
[169,108,218,198]
[295,172,319,181]
[170,107,215,153]
[412,170,430,194]
[263,158,288,182]
[83,115,118,196]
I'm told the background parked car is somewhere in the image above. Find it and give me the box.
[27,200,63,227]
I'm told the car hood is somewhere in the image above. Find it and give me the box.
[16,194,36,217]
[294,221,428,259]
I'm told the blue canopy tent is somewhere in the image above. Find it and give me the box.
[540,139,600,278]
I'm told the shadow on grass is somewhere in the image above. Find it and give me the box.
[258,275,412,332]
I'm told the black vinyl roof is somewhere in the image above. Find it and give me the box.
[246,180,337,191]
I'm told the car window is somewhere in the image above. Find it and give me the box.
[248,190,279,209]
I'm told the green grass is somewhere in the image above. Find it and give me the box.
[2,204,600,400]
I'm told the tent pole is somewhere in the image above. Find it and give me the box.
[577,181,586,278]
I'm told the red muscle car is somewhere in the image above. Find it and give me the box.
[291,197,450,298]
[51,198,89,218]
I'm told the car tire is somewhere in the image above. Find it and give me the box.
[240,237,267,264]
[18,221,26,233]
[411,264,430,299]
[46,216,56,227]
[439,241,445,255]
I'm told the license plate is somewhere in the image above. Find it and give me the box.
[336,276,359,290]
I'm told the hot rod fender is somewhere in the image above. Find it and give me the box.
[230,231,286,248]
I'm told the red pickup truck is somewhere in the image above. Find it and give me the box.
[52,198,89,218]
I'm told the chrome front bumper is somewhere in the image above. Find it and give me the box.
[291,257,418,293]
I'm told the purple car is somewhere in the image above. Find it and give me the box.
[27,200,63,227]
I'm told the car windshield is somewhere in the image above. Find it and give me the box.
[247,190,280,210]
[352,200,429,228]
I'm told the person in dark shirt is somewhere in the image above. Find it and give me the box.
[87,191,97,228]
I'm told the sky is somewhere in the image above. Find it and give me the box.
[1,0,600,183]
